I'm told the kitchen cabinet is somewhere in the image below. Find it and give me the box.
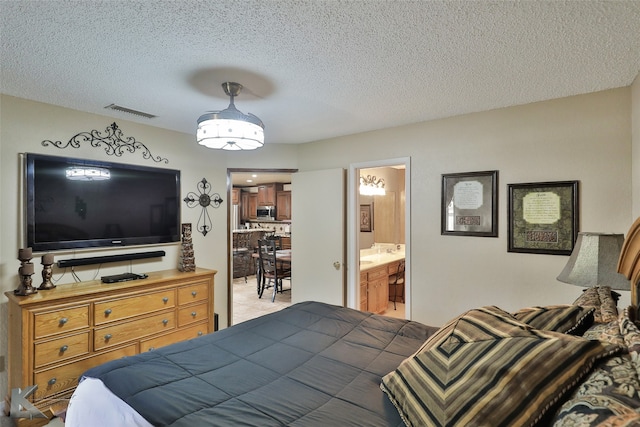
[276,191,292,220]
[248,193,258,219]
[232,188,240,205]
[240,191,250,220]
[5,268,215,414]
[257,183,283,206]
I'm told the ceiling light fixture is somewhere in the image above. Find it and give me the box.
[359,175,386,196]
[65,166,111,181]
[196,82,265,151]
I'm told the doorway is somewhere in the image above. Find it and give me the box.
[348,158,411,319]
[226,168,297,326]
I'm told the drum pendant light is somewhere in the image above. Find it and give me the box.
[196,82,265,150]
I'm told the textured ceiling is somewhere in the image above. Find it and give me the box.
[2,1,639,145]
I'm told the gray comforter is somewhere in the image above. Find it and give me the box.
[82,301,438,426]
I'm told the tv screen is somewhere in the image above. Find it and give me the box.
[26,153,181,252]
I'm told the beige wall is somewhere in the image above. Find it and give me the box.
[0,95,299,399]
[0,85,635,399]
[298,88,633,326]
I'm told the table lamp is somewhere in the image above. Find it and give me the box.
[557,232,630,292]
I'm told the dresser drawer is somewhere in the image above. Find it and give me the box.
[34,305,89,339]
[33,343,137,400]
[140,322,209,352]
[367,266,388,281]
[34,331,90,368]
[177,282,209,305]
[94,310,175,350]
[178,301,209,327]
[94,289,176,325]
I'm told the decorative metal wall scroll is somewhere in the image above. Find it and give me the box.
[42,122,169,164]
[183,178,224,236]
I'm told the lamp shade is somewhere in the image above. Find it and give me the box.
[557,232,630,290]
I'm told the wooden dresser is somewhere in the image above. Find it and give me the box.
[5,268,216,412]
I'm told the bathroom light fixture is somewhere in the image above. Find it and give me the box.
[196,82,265,151]
[65,166,111,181]
[359,175,386,196]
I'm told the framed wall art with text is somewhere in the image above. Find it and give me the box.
[441,170,498,237]
[507,180,579,255]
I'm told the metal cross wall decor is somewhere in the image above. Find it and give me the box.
[42,122,169,164]
[183,178,224,236]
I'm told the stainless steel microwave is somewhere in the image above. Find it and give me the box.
[257,206,276,220]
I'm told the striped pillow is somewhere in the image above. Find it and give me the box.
[381,306,621,427]
[513,305,595,335]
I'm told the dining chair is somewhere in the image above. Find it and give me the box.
[388,260,405,310]
[263,233,282,250]
[257,239,291,302]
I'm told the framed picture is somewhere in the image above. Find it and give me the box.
[507,181,579,255]
[441,170,498,237]
[360,204,372,232]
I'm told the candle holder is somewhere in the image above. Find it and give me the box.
[39,253,55,290]
[15,248,37,296]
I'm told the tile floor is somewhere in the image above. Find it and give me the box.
[232,275,292,325]
[232,275,405,325]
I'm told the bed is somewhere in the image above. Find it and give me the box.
[65,219,640,427]
[65,301,438,426]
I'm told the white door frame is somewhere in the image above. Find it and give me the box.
[347,157,411,319]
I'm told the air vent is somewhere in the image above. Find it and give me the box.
[104,104,156,119]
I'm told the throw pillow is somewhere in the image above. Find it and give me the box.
[381,306,621,427]
[573,286,619,323]
[513,304,594,335]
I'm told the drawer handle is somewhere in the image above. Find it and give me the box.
[48,378,56,386]
[191,291,197,297]
[59,317,68,325]
[197,331,203,336]
[104,334,112,341]
[162,319,169,325]
[162,297,169,303]
[191,311,197,317]
[60,345,68,353]
[104,309,112,316]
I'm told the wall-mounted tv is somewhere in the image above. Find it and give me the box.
[25,153,181,252]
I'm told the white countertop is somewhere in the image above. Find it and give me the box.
[359,251,405,271]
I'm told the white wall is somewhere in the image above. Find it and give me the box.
[297,88,633,327]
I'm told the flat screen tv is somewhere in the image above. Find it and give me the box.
[25,153,181,252]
